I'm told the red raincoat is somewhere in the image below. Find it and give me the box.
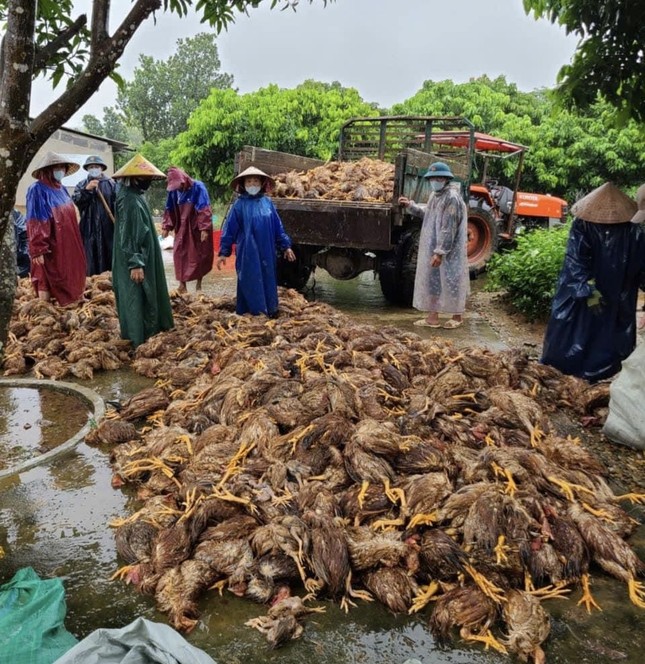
[162,168,213,282]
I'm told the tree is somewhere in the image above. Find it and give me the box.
[523,0,645,123]
[173,80,378,197]
[117,32,234,142]
[0,0,333,349]
[392,76,645,203]
[82,106,129,143]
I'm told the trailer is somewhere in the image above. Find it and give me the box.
[233,116,567,304]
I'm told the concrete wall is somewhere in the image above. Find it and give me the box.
[14,129,116,213]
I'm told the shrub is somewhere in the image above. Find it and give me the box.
[486,225,569,321]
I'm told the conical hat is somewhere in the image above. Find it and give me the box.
[632,184,645,224]
[112,153,165,179]
[231,166,275,190]
[31,151,80,178]
[571,182,637,224]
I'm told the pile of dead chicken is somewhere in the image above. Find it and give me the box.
[3,283,642,657]
[272,157,394,202]
[80,289,643,659]
[2,275,129,380]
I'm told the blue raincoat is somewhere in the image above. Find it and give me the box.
[541,219,645,382]
[219,193,292,316]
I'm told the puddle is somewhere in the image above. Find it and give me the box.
[0,386,91,470]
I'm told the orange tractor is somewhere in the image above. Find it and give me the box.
[430,129,568,274]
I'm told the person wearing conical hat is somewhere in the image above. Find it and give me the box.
[161,166,214,293]
[72,155,117,276]
[216,166,296,317]
[542,182,645,382]
[111,153,173,347]
[25,151,87,305]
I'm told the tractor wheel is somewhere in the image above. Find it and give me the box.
[379,230,419,306]
[467,208,499,276]
[277,247,312,291]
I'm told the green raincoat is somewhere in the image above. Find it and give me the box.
[112,184,173,347]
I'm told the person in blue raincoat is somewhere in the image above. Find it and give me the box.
[541,182,645,382]
[216,166,295,316]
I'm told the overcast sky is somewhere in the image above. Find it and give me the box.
[30,0,579,126]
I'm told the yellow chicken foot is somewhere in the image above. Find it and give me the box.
[304,578,324,597]
[627,577,645,609]
[530,424,545,447]
[615,492,645,505]
[344,571,374,603]
[494,535,511,565]
[210,488,258,515]
[576,574,601,613]
[451,392,477,402]
[407,512,438,529]
[357,480,370,510]
[271,489,294,508]
[460,628,508,654]
[581,502,616,522]
[529,381,540,396]
[464,564,506,604]
[339,596,356,613]
[524,571,536,593]
[484,434,497,447]
[547,476,594,502]
[528,581,571,600]
[383,478,406,508]
[286,424,314,455]
[370,518,405,532]
[491,462,517,497]
[110,565,136,581]
[209,579,227,596]
[409,581,440,614]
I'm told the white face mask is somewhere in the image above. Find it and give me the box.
[87,167,102,178]
[430,179,447,192]
[53,169,66,182]
[245,185,261,196]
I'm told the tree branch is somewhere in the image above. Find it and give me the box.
[30,0,161,139]
[32,14,87,76]
[90,0,111,57]
[0,0,37,129]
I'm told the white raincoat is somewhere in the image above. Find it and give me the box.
[408,184,469,313]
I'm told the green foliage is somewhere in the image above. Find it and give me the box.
[81,107,130,143]
[172,80,378,197]
[486,225,570,321]
[523,0,645,123]
[115,32,234,142]
[392,76,645,203]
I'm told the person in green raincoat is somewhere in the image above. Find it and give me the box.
[111,154,173,347]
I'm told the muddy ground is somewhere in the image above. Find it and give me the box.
[470,287,645,495]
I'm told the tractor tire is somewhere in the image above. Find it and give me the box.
[467,208,499,276]
[379,230,419,306]
[277,247,312,291]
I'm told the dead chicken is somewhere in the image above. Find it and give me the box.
[430,584,504,653]
[568,502,645,608]
[84,417,139,446]
[501,589,551,664]
[487,386,548,447]
[362,566,418,613]
[119,386,169,421]
[302,497,350,599]
[245,595,325,649]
